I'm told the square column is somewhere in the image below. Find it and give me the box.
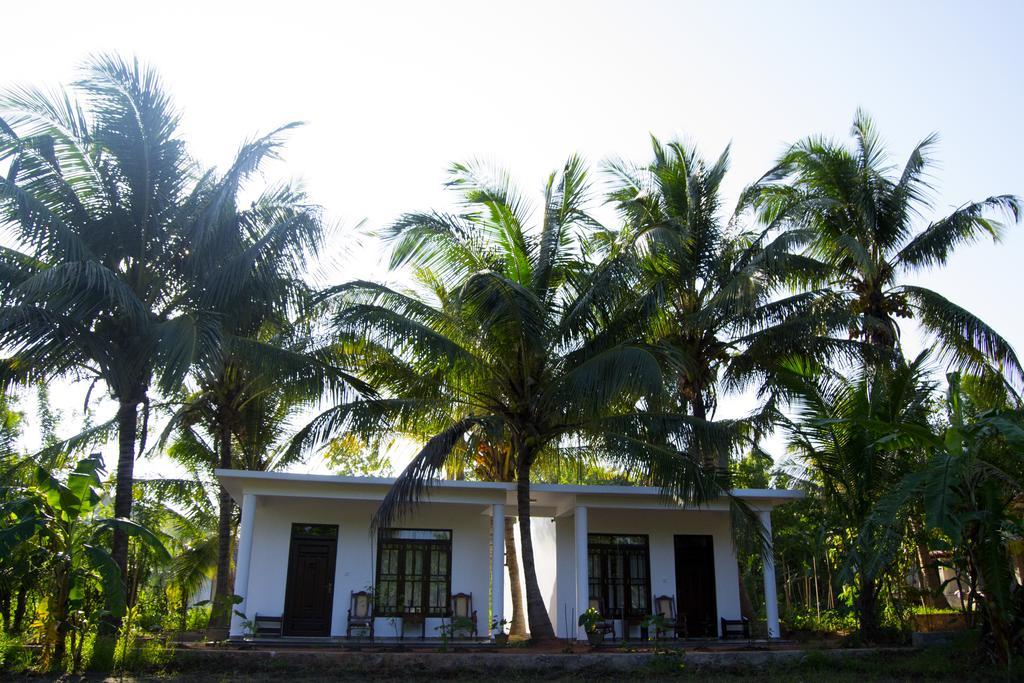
[491,503,505,638]
[574,506,588,639]
[229,493,256,637]
[760,509,780,639]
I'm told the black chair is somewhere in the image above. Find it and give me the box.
[347,591,375,639]
[720,616,751,640]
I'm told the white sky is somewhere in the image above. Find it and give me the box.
[4,0,1023,477]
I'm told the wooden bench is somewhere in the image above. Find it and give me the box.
[253,614,283,637]
[720,617,750,639]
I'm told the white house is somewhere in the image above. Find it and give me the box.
[217,470,800,641]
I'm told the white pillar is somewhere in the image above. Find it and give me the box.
[574,506,589,639]
[491,503,505,639]
[229,493,256,637]
[760,509,780,639]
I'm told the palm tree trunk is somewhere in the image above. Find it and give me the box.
[515,456,555,640]
[858,573,880,640]
[107,397,140,633]
[0,586,10,632]
[208,424,234,635]
[111,400,139,576]
[504,516,528,637]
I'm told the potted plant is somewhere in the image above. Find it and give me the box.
[491,618,510,646]
[639,612,664,641]
[578,608,605,646]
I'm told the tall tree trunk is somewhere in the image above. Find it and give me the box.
[858,573,880,641]
[515,457,555,640]
[107,398,140,632]
[504,517,528,637]
[13,584,28,633]
[0,585,10,632]
[207,424,234,635]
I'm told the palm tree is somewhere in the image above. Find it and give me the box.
[0,56,217,590]
[749,109,1022,384]
[158,130,364,634]
[604,137,843,466]
[778,352,936,638]
[163,326,358,634]
[296,157,731,639]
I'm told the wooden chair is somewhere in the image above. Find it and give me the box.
[720,616,751,640]
[346,591,374,640]
[588,597,616,641]
[449,592,478,638]
[652,595,687,639]
[253,614,283,637]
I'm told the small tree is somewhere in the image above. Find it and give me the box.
[0,453,168,670]
[866,373,1024,665]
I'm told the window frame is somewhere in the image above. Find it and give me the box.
[587,533,652,620]
[374,528,453,618]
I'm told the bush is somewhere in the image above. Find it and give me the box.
[782,608,858,634]
[0,632,33,674]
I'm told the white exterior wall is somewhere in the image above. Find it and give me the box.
[554,515,576,635]
[240,496,491,638]
[501,517,559,636]
[553,508,740,638]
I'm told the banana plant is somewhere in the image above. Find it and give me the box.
[864,372,1024,665]
[0,453,168,669]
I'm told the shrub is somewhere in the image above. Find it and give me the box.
[0,632,33,674]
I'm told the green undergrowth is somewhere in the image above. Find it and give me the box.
[0,631,1017,681]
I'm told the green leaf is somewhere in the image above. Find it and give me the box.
[93,517,171,562]
[84,543,126,617]
[0,514,43,555]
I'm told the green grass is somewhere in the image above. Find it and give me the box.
[0,630,1016,682]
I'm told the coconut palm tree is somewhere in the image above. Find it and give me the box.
[749,110,1022,385]
[0,56,218,590]
[604,137,846,466]
[778,351,936,638]
[295,157,732,639]
[163,317,360,635]
[157,131,365,634]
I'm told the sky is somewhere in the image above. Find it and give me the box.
[3,0,1023,477]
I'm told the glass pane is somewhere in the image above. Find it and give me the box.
[384,529,451,540]
[291,523,338,539]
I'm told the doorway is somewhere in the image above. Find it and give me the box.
[282,523,338,636]
[673,534,717,637]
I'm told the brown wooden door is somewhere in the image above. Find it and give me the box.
[674,534,717,637]
[283,524,337,636]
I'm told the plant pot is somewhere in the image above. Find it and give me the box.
[587,631,604,646]
[493,633,508,646]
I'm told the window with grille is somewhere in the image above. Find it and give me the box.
[588,534,651,619]
[375,529,452,617]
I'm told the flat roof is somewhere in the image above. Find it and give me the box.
[215,469,803,513]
